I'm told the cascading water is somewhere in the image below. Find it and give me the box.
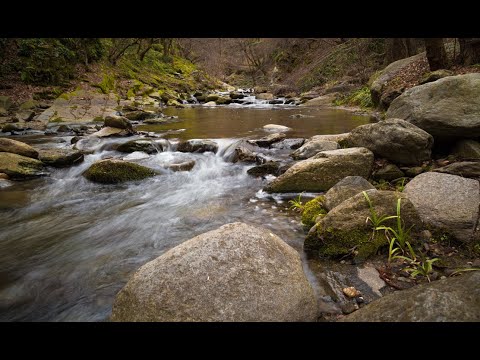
[0,106,373,321]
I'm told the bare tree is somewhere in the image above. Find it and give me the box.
[458,38,480,65]
[108,38,140,65]
[424,38,447,70]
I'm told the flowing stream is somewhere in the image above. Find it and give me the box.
[0,105,373,321]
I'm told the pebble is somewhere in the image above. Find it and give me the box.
[343,287,361,298]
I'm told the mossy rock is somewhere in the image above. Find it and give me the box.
[304,189,422,262]
[301,196,327,228]
[83,159,156,184]
[0,152,45,179]
[19,99,39,110]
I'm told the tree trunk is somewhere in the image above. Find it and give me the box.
[424,38,447,71]
[384,38,410,65]
[459,38,480,65]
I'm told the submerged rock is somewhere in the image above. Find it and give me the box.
[403,172,479,242]
[83,159,156,184]
[265,147,374,193]
[0,152,45,179]
[38,148,84,167]
[0,138,39,159]
[341,272,480,321]
[167,160,196,172]
[110,222,318,322]
[177,139,218,153]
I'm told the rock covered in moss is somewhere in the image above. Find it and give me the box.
[83,159,156,184]
[0,138,39,159]
[419,69,453,85]
[304,190,422,261]
[2,124,22,133]
[0,152,45,179]
[265,147,374,193]
[324,176,375,211]
[301,196,327,228]
[38,148,84,167]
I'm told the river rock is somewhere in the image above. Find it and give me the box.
[270,138,305,150]
[370,53,424,108]
[177,139,218,153]
[373,164,405,181]
[346,119,433,166]
[247,161,280,177]
[231,146,257,163]
[15,110,35,122]
[256,93,274,100]
[307,133,350,144]
[300,93,338,107]
[419,69,453,85]
[290,140,340,160]
[453,139,480,160]
[83,159,156,184]
[206,94,219,102]
[167,160,196,172]
[0,138,39,159]
[117,140,159,154]
[2,124,21,133]
[434,161,480,178]
[110,222,318,322]
[305,190,421,261]
[203,101,216,106]
[403,172,479,242]
[91,127,126,138]
[124,111,154,121]
[265,147,374,193]
[38,149,84,167]
[0,152,45,179]
[324,176,375,211]
[341,272,480,321]
[386,73,480,139]
[263,124,291,132]
[215,96,232,105]
[247,133,286,148]
[230,92,244,100]
[104,115,132,130]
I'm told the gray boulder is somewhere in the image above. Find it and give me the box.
[104,115,133,130]
[247,162,280,177]
[111,222,318,322]
[453,139,480,160]
[270,138,305,150]
[324,176,375,211]
[341,272,480,321]
[117,140,159,154]
[38,149,84,167]
[291,140,340,160]
[403,172,479,242]
[434,161,480,178]
[177,139,218,153]
[265,147,374,193]
[386,73,480,139]
[307,133,350,144]
[346,119,433,165]
[0,138,39,159]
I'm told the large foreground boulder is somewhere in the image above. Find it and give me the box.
[111,222,318,322]
[345,119,433,165]
[0,152,44,179]
[38,148,84,167]
[0,138,39,159]
[403,172,479,242]
[386,73,480,139]
[324,176,375,211]
[341,272,480,321]
[265,147,374,193]
[83,159,156,184]
[305,190,422,261]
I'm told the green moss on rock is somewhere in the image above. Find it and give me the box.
[83,159,156,184]
[301,196,327,228]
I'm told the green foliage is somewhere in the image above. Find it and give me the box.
[376,198,413,250]
[301,196,327,228]
[288,192,304,212]
[333,87,373,109]
[363,191,398,228]
[395,178,407,192]
[93,72,116,94]
[396,252,439,282]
